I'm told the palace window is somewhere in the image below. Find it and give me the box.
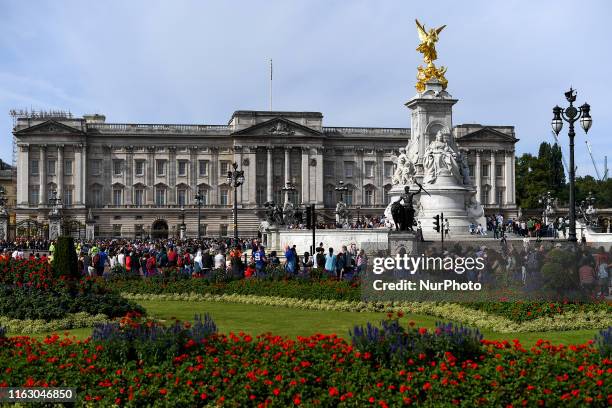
[197,189,209,205]
[28,187,39,205]
[155,187,166,206]
[91,187,102,208]
[112,189,123,206]
[156,160,166,176]
[199,160,209,176]
[496,164,503,178]
[64,159,73,176]
[220,188,229,206]
[134,188,145,206]
[468,165,475,177]
[256,158,265,176]
[112,224,122,237]
[324,188,334,207]
[177,188,187,206]
[256,187,266,205]
[344,162,354,178]
[91,160,102,176]
[324,161,334,177]
[30,160,39,175]
[178,161,187,176]
[113,160,123,176]
[220,161,230,175]
[345,189,353,205]
[364,189,374,206]
[63,188,73,206]
[47,159,56,175]
[135,160,145,176]
[497,188,504,205]
[364,162,375,178]
[273,159,282,177]
[384,162,394,178]
[220,225,228,237]
[384,186,392,205]
[482,164,489,177]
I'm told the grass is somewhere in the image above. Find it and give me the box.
[25,300,599,346]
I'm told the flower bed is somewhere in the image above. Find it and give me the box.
[104,273,361,301]
[0,258,144,333]
[123,292,612,333]
[0,312,108,334]
[103,274,610,324]
[0,315,609,407]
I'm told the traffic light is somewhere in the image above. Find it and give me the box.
[433,214,441,232]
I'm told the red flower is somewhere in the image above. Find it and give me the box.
[159,388,167,395]
[329,387,339,397]
[423,382,431,391]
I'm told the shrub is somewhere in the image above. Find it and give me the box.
[0,325,5,339]
[92,313,217,364]
[350,314,483,366]
[594,326,611,357]
[51,236,79,280]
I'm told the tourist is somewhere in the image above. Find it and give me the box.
[356,249,368,275]
[253,245,267,277]
[301,252,313,275]
[284,245,297,275]
[214,249,226,270]
[315,247,326,269]
[325,248,337,277]
[336,247,347,279]
[578,257,596,296]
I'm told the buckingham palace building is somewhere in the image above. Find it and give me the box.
[12,108,518,239]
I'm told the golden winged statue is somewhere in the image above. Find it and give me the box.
[414,19,448,93]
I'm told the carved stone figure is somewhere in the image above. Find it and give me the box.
[465,193,484,222]
[392,148,417,186]
[390,185,424,231]
[423,130,461,184]
[458,150,471,185]
[335,201,349,225]
[283,201,296,225]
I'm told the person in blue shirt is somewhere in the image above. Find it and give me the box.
[284,245,297,275]
[253,245,267,277]
[324,248,337,277]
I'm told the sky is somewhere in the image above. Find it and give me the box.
[0,0,610,178]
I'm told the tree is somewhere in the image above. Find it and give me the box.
[52,236,79,280]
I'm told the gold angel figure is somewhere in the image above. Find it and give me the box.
[415,19,446,65]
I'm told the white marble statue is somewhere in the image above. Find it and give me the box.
[391,148,417,186]
[423,130,461,184]
[465,193,484,223]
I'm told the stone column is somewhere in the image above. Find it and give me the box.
[168,147,176,205]
[301,147,309,203]
[510,151,516,204]
[356,148,364,205]
[490,151,496,205]
[81,144,87,206]
[74,144,82,205]
[17,144,29,205]
[210,147,219,205]
[375,149,383,205]
[284,147,290,184]
[233,146,243,205]
[475,150,482,203]
[146,147,155,205]
[246,147,257,205]
[266,147,273,202]
[125,146,133,206]
[504,150,512,205]
[39,145,47,206]
[57,145,64,202]
[315,147,324,206]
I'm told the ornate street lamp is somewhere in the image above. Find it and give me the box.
[48,190,61,213]
[334,180,348,202]
[179,206,186,239]
[551,88,592,242]
[194,191,205,239]
[226,162,245,242]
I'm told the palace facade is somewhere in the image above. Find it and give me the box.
[12,109,517,238]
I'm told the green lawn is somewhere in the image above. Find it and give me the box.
[26,300,599,346]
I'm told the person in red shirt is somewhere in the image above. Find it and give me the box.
[244,263,256,278]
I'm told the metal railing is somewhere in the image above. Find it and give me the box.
[88,123,231,133]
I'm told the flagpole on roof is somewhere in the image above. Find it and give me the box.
[269,59,273,111]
